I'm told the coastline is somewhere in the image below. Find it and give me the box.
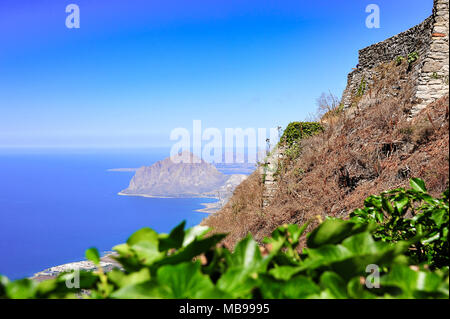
[194,201,222,214]
[31,252,122,282]
[118,191,221,213]
[118,191,217,200]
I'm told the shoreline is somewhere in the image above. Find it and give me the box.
[118,192,221,213]
[31,252,122,282]
[195,201,222,214]
[118,191,218,200]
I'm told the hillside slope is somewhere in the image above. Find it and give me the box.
[203,60,449,247]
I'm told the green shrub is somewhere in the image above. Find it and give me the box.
[280,122,324,147]
[0,179,448,299]
[432,72,440,79]
[407,52,419,64]
[395,56,405,66]
[350,178,449,269]
[356,75,367,97]
[283,142,302,160]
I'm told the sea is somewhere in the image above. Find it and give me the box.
[0,147,245,280]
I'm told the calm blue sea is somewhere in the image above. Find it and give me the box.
[0,148,217,280]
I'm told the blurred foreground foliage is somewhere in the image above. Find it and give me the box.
[0,179,448,299]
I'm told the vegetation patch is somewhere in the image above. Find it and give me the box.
[356,75,367,97]
[280,122,324,147]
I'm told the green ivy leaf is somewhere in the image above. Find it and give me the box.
[126,228,162,266]
[216,235,264,297]
[393,194,410,215]
[159,221,186,251]
[306,219,373,248]
[286,222,310,245]
[108,268,150,288]
[182,225,210,247]
[381,196,395,215]
[6,279,37,299]
[111,281,168,299]
[157,262,216,299]
[410,178,427,193]
[319,272,348,299]
[228,234,262,269]
[364,195,383,209]
[259,275,320,299]
[381,265,445,297]
[346,277,376,299]
[269,265,303,281]
[430,209,447,227]
[216,267,259,298]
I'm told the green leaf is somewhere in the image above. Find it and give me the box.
[381,265,444,296]
[127,227,159,247]
[36,278,58,296]
[216,267,259,297]
[126,227,162,266]
[85,247,101,265]
[421,232,440,244]
[393,194,410,215]
[159,221,186,251]
[182,225,210,247]
[259,275,320,299]
[228,234,262,269]
[306,219,372,248]
[216,235,264,297]
[300,244,352,271]
[286,222,310,245]
[375,210,385,223]
[410,178,427,193]
[382,196,395,215]
[111,281,168,299]
[319,272,348,298]
[108,268,150,288]
[0,275,9,297]
[156,262,216,299]
[112,243,132,256]
[430,209,447,227]
[269,265,303,281]
[343,232,382,254]
[58,270,99,290]
[364,195,383,209]
[346,277,376,299]
[302,233,409,280]
[6,279,37,299]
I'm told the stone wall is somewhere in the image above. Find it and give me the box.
[342,0,449,115]
[414,0,450,114]
[358,16,434,69]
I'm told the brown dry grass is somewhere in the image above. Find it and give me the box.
[203,61,449,248]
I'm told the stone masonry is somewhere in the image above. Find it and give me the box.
[342,0,449,116]
[259,147,283,208]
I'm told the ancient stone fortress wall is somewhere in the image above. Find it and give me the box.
[342,0,449,115]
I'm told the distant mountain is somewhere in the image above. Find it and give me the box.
[119,151,246,199]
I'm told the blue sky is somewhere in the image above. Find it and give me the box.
[0,0,433,148]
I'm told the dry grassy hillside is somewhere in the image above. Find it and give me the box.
[203,60,449,248]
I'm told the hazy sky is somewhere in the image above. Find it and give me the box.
[0,0,433,148]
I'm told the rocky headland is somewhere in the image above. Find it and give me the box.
[119,151,248,212]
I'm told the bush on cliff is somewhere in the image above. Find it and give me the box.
[280,122,324,147]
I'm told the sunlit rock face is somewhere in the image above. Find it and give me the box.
[120,151,244,198]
